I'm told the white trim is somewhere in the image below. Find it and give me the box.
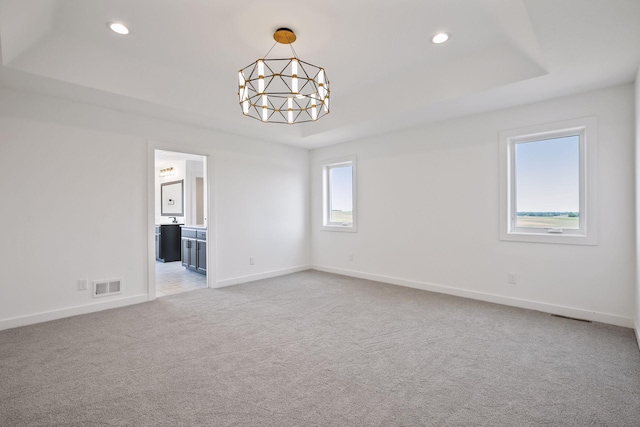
[635,319,640,351]
[147,144,156,300]
[3,268,632,333]
[321,224,357,233]
[311,265,633,328]
[0,295,148,331]
[215,265,311,288]
[204,154,215,289]
[499,117,598,245]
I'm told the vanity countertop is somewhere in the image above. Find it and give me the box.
[180,224,207,230]
[156,223,183,226]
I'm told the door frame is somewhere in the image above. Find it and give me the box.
[147,141,215,300]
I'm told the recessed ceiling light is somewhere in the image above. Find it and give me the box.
[108,22,129,35]
[431,32,450,44]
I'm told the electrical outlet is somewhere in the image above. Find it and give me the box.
[349,253,354,261]
[507,273,517,285]
[250,257,255,265]
[78,279,88,290]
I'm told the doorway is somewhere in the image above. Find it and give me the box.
[154,149,208,297]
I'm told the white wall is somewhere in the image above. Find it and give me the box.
[185,159,204,226]
[311,84,636,327]
[0,88,310,329]
[213,149,309,284]
[0,82,634,331]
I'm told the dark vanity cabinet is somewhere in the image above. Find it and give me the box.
[181,227,206,275]
[155,224,182,262]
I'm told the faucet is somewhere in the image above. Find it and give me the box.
[169,217,178,224]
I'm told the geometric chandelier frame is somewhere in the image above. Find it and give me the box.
[238,28,330,124]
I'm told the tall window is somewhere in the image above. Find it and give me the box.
[322,156,357,232]
[514,135,580,230]
[499,117,597,245]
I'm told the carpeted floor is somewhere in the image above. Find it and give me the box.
[1,270,639,426]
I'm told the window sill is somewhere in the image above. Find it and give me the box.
[500,230,597,245]
[321,224,357,233]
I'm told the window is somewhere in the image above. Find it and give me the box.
[322,156,357,232]
[499,117,597,245]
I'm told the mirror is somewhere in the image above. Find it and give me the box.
[161,180,184,216]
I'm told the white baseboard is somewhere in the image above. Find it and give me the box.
[4,268,634,335]
[215,265,311,288]
[635,319,640,351]
[312,265,634,328]
[0,294,149,331]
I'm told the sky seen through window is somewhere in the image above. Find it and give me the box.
[329,165,352,212]
[515,135,579,213]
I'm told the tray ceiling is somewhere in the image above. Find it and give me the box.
[1,0,638,148]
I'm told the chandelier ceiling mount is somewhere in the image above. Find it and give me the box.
[273,28,296,44]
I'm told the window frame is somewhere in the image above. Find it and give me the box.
[499,117,598,245]
[321,156,357,233]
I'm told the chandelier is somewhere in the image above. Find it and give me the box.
[238,28,330,124]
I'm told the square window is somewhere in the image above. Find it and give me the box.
[499,117,597,245]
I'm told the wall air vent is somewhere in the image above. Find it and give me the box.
[93,279,122,298]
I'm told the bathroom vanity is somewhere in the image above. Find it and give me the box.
[155,224,182,262]
[181,226,206,275]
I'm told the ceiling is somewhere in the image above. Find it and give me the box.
[0,0,638,149]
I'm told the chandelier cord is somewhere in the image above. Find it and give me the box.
[288,42,299,59]
[261,34,300,60]
[261,41,279,60]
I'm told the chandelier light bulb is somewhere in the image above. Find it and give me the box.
[287,98,294,124]
[242,95,249,114]
[318,69,327,111]
[262,95,269,121]
[257,60,265,93]
[291,60,299,94]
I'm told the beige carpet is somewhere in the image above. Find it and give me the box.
[1,270,639,426]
